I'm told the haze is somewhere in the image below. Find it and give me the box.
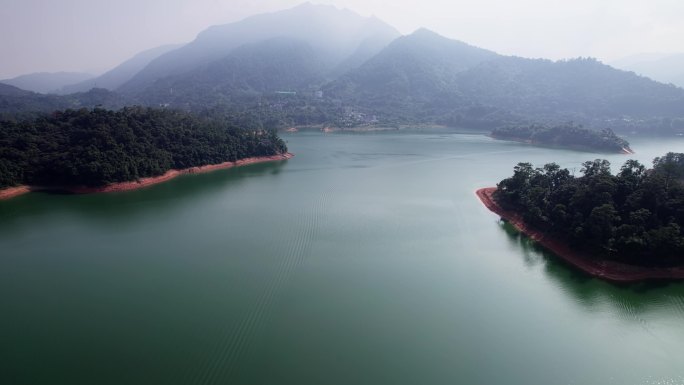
[1,0,683,79]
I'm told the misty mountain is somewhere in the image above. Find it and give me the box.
[325,29,498,113]
[0,83,33,97]
[118,3,400,94]
[57,44,182,95]
[611,53,684,88]
[1,72,94,94]
[136,38,331,106]
[0,87,127,119]
[461,57,683,117]
[325,29,684,129]
[3,6,684,134]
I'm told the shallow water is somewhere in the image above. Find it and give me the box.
[1,132,684,385]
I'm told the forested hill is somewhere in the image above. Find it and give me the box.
[0,87,127,120]
[0,83,32,97]
[494,154,684,266]
[491,124,631,153]
[324,28,498,113]
[325,30,684,130]
[451,57,684,126]
[58,44,182,94]
[0,71,93,94]
[0,108,287,189]
[135,38,332,107]
[4,5,684,134]
[118,2,400,94]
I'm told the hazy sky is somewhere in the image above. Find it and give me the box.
[1,0,683,79]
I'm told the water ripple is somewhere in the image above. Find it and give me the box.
[188,191,331,384]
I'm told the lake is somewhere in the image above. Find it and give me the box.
[1,132,684,385]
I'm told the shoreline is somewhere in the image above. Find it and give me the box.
[488,134,634,154]
[476,187,684,282]
[0,152,293,200]
[0,186,31,200]
[280,124,451,133]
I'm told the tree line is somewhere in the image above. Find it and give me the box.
[494,153,684,266]
[0,107,288,188]
[491,123,631,153]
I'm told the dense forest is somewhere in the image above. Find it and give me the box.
[494,154,684,266]
[491,123,631,153]
[0,107,287,189]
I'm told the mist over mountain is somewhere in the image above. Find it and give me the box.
[118,2,400,94]
[0,83,33,97]
[1,72,94,94]
[58,44,182,95]
[324,29,684,130]
[136,38,332,107]
[0,86,126,119]
[3,3,684,134]
[451,56,684,121]
[611,53,684,88]
[324,29,499,121]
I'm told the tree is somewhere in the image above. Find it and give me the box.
[0,108,288,188]
[581,159,611,177]
[493,155,684,265]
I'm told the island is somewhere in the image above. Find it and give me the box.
[491,123,633,154]
[477,153,684,282]
[0,107,292,200]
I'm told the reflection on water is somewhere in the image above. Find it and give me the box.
[0,160,288,230]
[497,220,684,320]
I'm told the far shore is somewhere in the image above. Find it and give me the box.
[0,152,293,201]
[279,124,452,133]
[488,134,634,154]
[476,187,684,282]
[0,186,31,200]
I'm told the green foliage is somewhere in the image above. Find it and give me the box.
[494,154,684,265]
[4,32,684,133]
[0,107,287,188]
[326,51,684,131]
[492,123,631,153]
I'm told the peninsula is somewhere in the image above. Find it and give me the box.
[0,107,291,200]
[478,154,684,282]
[491,124,633,154]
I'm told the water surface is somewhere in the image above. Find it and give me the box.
[1,132,684,385]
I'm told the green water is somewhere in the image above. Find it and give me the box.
[2,132,684,385]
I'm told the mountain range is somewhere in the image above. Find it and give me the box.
[0,72,94,94]
[0,83,126,119]
[57,44,182,95]
[118,3,400,95]
[2,2,684,134]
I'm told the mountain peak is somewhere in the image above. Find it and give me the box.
[403,28,473,47]
[411,27,440,37]
[291,2,335,11]
[384,28,497,60]
[118,3,400,94]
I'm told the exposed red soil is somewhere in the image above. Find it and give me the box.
[0,153,293,200]
[476,187,684,282]
[0,186,31,200]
